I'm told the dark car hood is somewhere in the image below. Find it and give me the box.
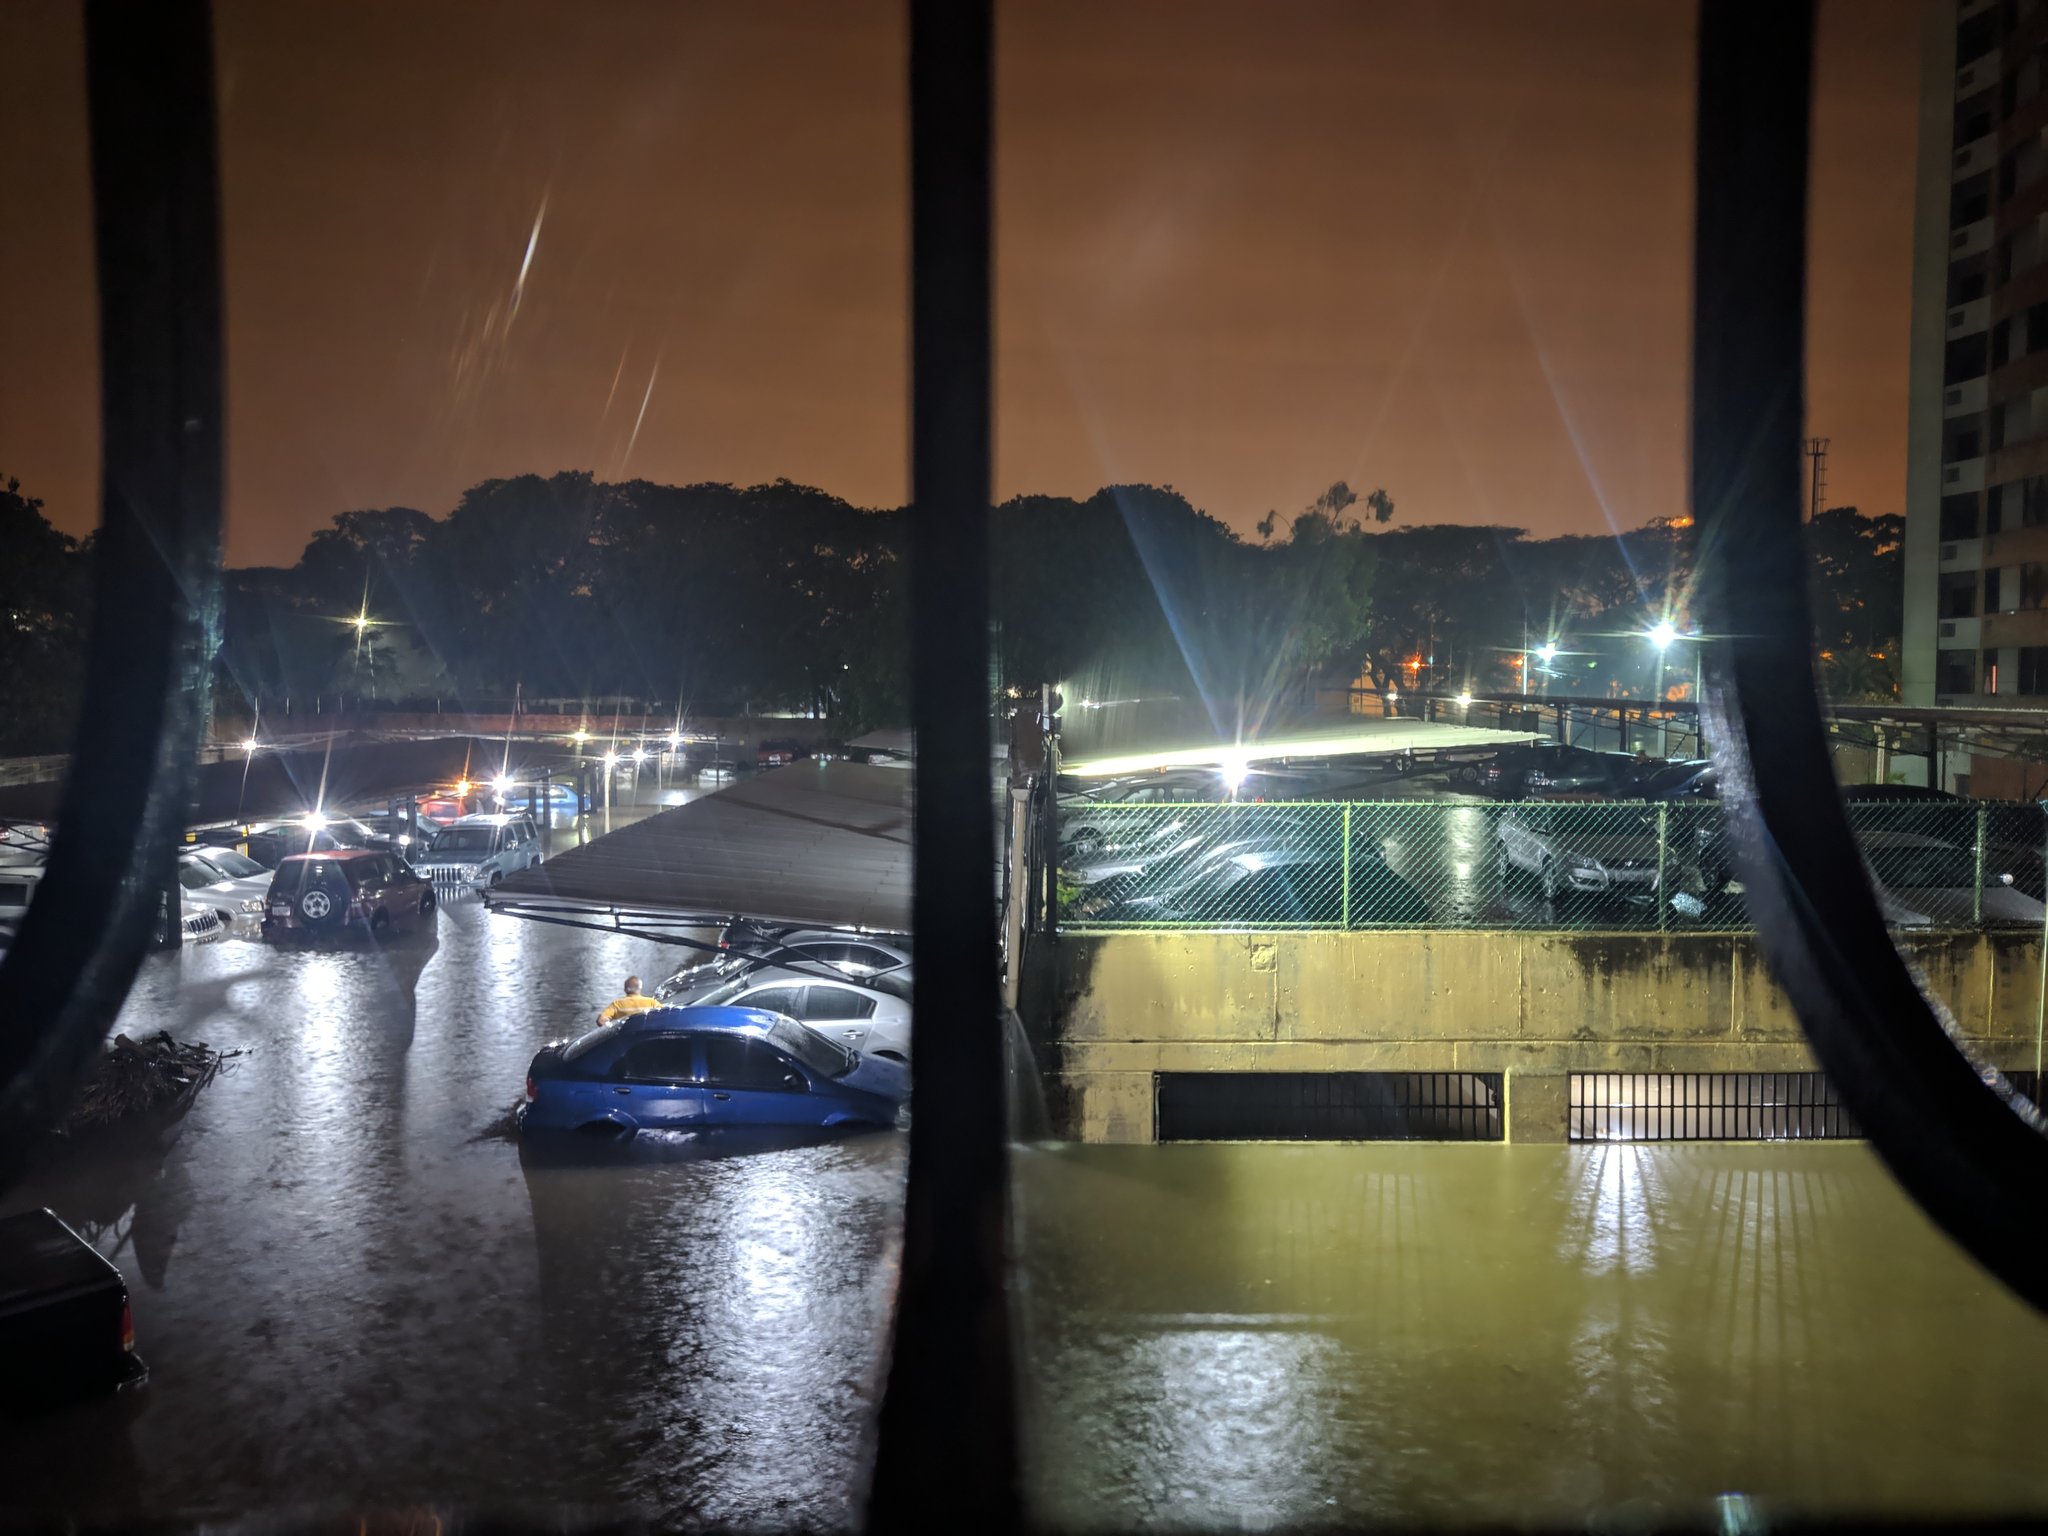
[839,1053,911,1101]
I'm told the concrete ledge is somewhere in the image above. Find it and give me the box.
[1044,928,2045,1142]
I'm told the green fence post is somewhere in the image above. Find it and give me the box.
[1341,804,1353,930]
[1975,803,1988,928]
[1656,803,1670,933]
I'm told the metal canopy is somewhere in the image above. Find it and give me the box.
[1062,718,1542,779]
[487,761,912,934]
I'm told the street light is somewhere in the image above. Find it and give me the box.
[1648,620,1678,651]
[1455,692,1472,708]
[1536,643,1558,664]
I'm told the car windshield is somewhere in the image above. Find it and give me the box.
[1867,843,1979,891]
[763,1016,856,1079]
[198,847,266,879]
[560,1022,624,1064]
[428,828,496,854]
[177,862,221,890]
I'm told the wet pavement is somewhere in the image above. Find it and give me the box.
[5,883,2048,1526]
[0,896,906,1528]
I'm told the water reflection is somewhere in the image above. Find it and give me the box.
[1016,1142,2048,1530]
[0,908,904,1526]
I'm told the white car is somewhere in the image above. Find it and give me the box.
[1497,807,1662,904]
[1863,831,2048,928]
[413,813,542,889]
[675,964,913,1061]
[178,847,273,930]
[656,928,914,998]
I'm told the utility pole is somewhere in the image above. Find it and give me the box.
[1803,436,1829,522]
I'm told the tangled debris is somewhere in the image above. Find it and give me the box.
[59,1031,241,1135]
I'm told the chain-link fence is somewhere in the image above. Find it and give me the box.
[1056,797,2048,932]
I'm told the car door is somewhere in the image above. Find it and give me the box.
[698,1034,818,1126]
[793,983,878,1052]
[732,982,805,1020]
[608,1035,706,1127]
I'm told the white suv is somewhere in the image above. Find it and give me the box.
[414,813,541,889]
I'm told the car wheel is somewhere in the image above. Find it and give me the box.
[1540,857,1561,903]
[1457,764,1480,785]
[489,871,504,887]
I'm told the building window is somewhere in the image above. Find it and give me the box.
[1993,476,2048,528]
[1947,332,1989,385]
[1940,571,1980,619]
[1942,494,1981,539]
[2021,646,2048,695]
[1950,256,1989,306]
[1951,420,1986,459]
[2024,563,2048,609]
[1988,566,2007,611]
[1939,649,1977,694]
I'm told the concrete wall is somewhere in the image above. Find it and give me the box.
[1032,927,2045,1143]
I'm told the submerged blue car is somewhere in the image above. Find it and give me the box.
[519,1005,909,1135]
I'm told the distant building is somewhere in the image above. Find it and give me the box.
[1905,0,2048,704]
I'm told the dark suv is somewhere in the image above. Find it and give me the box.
[262,849,435,941]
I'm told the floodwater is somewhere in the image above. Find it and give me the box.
[4,902,2048,1528]
[1013,1142,2048,1530]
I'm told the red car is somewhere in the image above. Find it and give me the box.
[262,849,435,941]
[757,738,809,769]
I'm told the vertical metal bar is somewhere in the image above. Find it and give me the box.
[0,0,223,1182]
[1974,803,1988,928]
[1657,803,1670,933]
[1340,803,1353,930]
[870,0,1016,1524]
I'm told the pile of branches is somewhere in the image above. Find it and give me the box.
[58,1031,240,1136]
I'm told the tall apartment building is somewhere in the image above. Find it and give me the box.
[1904,0,2048,706]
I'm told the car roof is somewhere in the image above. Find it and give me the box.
[449,812,524,826]
[277,848,379,864]
[619,1003,789,1036]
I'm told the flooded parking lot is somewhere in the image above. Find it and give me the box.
[4,901,2048,1528]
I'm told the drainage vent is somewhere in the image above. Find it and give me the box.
[1155,1072,1503,1143]
[1569,1072,1856,1143]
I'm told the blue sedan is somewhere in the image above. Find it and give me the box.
[519,1005,909,1135]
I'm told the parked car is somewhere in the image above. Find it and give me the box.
[494,781,588,817]
[238,815,379,870]
[178,848,271,929]
[697,759,740,784]
[0,826,50,923]
[1634,760,1717,801]
[1090,846,1402,926]
[413,812,541,889]
[757,738,810,768]
[262,849,435,940]
[1522,747,1648,797]
[1861,831,2048,928]
[0,1208,147,1412]
[519,1005,910,1135]
[672,964,914,1060]
[1497,805,1663,904]
[658,927,914,998]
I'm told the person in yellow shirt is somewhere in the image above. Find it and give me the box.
[597,975,661,1024]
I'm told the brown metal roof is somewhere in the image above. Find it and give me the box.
[486,761,912,933]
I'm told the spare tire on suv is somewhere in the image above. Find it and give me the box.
[281,858,352,935]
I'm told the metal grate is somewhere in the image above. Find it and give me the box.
[1568,1072,1857,1142]
[1156,1071,1503,1143]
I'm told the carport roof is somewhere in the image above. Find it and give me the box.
[487,761,911,933]
[1062,717,1542,778]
